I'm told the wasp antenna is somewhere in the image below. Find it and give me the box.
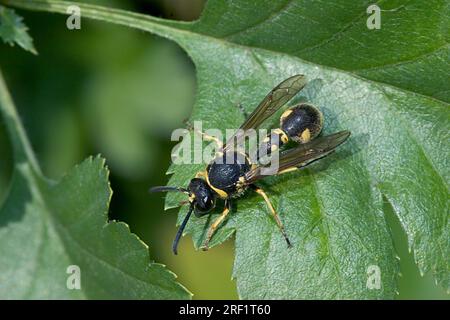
[149,186,188,193]
[172,202,195,255]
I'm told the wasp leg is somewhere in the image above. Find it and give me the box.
[187,123,223,150]
[195,171,207,179]
[199,131,223,149]
[250,184,292,248]
[277,167,299,175]
[202,200,231,251]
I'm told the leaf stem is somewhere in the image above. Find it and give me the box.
[0,68,40,172]
[1,0,182,40]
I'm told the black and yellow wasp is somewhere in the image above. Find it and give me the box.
[151,75,350,254]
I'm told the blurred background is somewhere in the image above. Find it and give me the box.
[0,0,447,299]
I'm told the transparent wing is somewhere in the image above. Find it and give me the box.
[223,75,307,152]
[245,131,350,183]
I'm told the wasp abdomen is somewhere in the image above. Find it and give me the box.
[280,103,323,143]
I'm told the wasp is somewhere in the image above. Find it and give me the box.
[151,75,350,254]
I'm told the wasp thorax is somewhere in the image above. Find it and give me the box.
[207,151,251,197]
[280,103,323,143]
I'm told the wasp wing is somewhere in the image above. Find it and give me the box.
[223,74,307,152]
[245,130,350,183]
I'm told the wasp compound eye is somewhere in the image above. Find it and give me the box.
[280,103,324,143]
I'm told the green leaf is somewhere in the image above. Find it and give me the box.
[0,5,36,54]
[3,0,448,299]
[0,70,191,299]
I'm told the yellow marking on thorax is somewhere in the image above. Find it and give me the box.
[236,176,246,189]
[205,171,228,199]
[234,176,248,197]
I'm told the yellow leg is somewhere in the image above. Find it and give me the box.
[185,120,223,149]
[195,171,207,179]
[200,131,223,149]
[253,186,292,248]
[277,167,298,175]
[202,201,231,250]
[191,127,223,149]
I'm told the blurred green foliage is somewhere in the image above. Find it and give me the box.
[0,0,446,299]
